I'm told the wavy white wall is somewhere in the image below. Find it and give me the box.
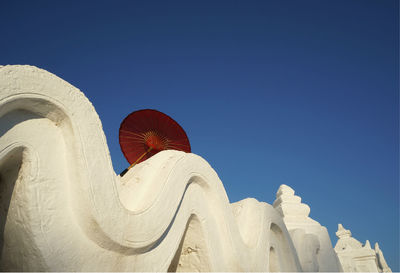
[0,65,344,271]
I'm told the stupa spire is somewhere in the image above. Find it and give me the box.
[336,223,352,239]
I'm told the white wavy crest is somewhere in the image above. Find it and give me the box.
[0,65,302,271]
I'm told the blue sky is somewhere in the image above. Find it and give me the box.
[1,0,398,270]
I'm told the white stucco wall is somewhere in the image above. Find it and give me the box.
[0,65,391,272]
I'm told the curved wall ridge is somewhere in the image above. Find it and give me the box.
[0,65,389,272]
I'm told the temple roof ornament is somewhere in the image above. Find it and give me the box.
[273,184,318,226]
[334,224,392,272]
[336,223,352,239]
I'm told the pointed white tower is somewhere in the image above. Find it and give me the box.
[272,185,342,272]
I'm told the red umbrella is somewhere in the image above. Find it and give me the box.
[119,109,191,176]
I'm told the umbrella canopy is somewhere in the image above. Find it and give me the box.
[119,109,191,165]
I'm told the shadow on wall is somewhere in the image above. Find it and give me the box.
[269,246,279,272]
[0,109,46,271]
[0,111,44,254]
[0,146,23,262]
[269,223,298,272]
[168,215,211,272]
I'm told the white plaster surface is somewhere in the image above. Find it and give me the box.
[334,224,392,272]
[273,184,343,272]
[0,65,392,272]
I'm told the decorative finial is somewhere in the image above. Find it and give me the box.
[273,184,312,221]
[336,223,352,239]
[276,184,295,198]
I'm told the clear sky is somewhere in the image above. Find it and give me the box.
[1,0,398,270]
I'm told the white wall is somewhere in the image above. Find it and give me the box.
[0,65,385,272]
